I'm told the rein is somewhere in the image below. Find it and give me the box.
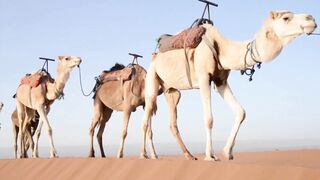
[77,65,99,97]
[307,32,320,36]
[241,40,262,81]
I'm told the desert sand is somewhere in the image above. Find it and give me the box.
[0,149,319,180]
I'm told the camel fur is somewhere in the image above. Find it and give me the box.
[140,11,317,161]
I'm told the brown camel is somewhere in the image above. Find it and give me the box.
[88,63,150,158]
[140,11,317,161]
[15,56,81,158]
[11,109,39,158]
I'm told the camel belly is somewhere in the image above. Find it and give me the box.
[16,84,46,109]
[153,50,199,90]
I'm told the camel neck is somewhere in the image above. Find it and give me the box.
[207,25,283,70]
[54,64,71,93]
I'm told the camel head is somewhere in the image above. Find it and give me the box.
[266,11,317,45]
[58,56,82,69]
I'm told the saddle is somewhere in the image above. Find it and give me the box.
[158,26,206,53]
[99,66,134,83]
[20,70,52,88]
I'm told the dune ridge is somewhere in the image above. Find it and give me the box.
[0,150,319,180]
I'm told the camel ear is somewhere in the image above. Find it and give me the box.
[266,28,278,40]
[58,56,64,61]
[269,11,278,19]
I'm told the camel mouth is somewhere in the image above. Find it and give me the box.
[301,24,317,34]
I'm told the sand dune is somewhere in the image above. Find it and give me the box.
[0,149,319,180]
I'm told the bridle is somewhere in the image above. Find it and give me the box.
[241,40,262,81]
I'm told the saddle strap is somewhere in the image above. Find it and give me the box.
[202,35,222,69]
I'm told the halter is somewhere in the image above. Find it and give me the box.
[240,40,262,81]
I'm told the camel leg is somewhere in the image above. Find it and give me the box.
[96,107,112,158]
[13,125,19,159]
[117,110,131,158]
[88,99,104,158]
[16,101,26,158]
[147,118,158,159]
[164,89,196,160]
[217,83,245,160]
[25,128,34,157]
[32,120,43,158]
[140,65,159,159]
[199,76,219,161]
[37,106,57,158]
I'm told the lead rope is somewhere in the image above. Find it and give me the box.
[78,66,98,97]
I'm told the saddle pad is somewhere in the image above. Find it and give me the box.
[20,73,43,88]
[158,26,206,53]
[99,67,133,82]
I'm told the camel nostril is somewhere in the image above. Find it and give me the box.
[306,15,314,21]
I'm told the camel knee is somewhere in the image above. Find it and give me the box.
[89,127,95,137]
[147,129,153,139]
[121,131,127,139]
[206,118,213,129]
[97,131,103,140]
[170,124,179,136]
[237,109,246,124]
[47,128,53,136]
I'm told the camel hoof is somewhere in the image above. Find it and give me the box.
[88,154,95,158]
[184,153,197,160]
[204,155,220,162]
[139,154,149,160]
[88,151,95,158]
[222,149,234,160]
[117,153,124,159]
[150,155,158,160]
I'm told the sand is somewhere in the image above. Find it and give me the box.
[0,149,319,180]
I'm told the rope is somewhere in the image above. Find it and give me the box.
[78,66,96,97]
[308,33,320,36]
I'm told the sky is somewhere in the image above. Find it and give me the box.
[0,0,319,157]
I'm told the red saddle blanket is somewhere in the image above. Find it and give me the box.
[158,26,206,53]
[20,71,52,88]
[21,74,43,88]
[99,67,133,83]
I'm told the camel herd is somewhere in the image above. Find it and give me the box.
[0,10,317,161]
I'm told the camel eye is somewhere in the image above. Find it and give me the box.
[65,57,70,61]
[283,17,290,22]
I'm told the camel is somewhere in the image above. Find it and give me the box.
[15,56,82,158]
[0,102,3,130]
[89,63,149,158]
[140,11,317,161]
[0,102,3,112]
[11,109,39,158]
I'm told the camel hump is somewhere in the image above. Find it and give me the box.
[99,67,133,83]
[20,70,52,88]
[158,26,206,53]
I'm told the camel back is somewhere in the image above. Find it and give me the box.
[20,70,54,88]
[158,26,206,53]
[99,67,133,83]
[93,64,146,101]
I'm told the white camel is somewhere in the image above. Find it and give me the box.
[140,11,317,161]
[15,56,81,158]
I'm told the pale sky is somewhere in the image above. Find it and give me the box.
[0,0,319,156]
